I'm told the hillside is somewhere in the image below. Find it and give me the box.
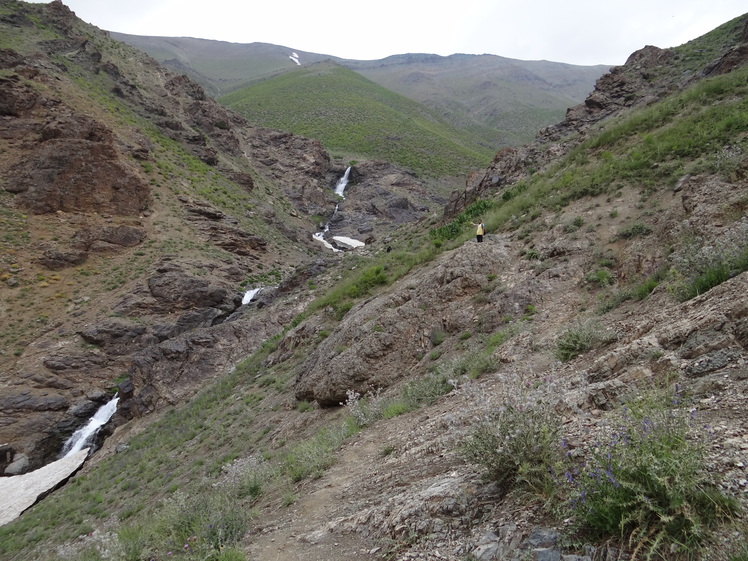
[107,33,334,97]
[0,0,447,471]
[347,53,608,147]
[1,3,748,561]
[109,32,608,148]
[219,61,495,177]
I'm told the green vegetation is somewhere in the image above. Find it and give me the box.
[220,62,493,176]
[0,343,348,560]
[567,389,739,559]
[669,222,748,301]
[556,320,616,362]
[429,199,494,243]
[344,369,456,428]
[462,394,563,497]
[463,386,741,559]
[450,64,748,245]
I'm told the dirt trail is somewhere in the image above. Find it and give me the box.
[246,427,390,561]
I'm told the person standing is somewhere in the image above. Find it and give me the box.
[470,219,485,243]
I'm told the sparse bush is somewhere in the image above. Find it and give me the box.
[585,269,613,287]
[669,218,748,300]
[129,488,250,560]
[343,388,389,428]
[283,423,355,481]
[617,221,652,239]
[430,328,446,346]
[462,398,564,497]
[401,369,456,409]
[567,388,740,559]
[296,400,314,413]
[556,320,616,362]
[382,401,410,419]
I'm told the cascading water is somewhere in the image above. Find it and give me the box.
[334,166,351,198]
[314,167,365,251]
[60,395,119,458]
[242,287,263,304]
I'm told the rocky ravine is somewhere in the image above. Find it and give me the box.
[0,0,442,473]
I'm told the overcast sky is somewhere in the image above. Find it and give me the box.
[28,0,748,66]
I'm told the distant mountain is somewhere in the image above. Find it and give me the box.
[347,53,608,147]
[110,33,608,147]
[219,60,496,177]
[109,33,332,96]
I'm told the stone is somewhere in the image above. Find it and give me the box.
[533,548,561,561]
[4,453,29,475]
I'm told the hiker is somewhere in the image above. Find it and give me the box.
[470,219,485,243]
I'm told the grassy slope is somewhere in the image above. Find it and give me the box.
[109,36,606,149]
[220,61,495,176]
[347,53,608,146]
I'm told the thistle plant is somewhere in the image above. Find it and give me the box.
[567,387,739,559]
[462,383,565,498]
[343,388,389,427]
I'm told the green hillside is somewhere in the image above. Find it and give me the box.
[347,53,607,146]
[219,61,495,176]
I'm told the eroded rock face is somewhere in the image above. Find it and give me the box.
[293,240,512,405]
[2,100,151,216]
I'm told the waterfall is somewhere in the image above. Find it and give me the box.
[242,287,263,304]
[313,167,365,251]
[60,395,119,458]
[334,166,351,197]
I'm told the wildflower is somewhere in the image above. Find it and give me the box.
[604,468,620,488]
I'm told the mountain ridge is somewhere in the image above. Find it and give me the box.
[110,31,609,147]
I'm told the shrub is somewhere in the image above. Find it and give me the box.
[283,423,355,481]
[567,388,740,559]
[134,488,250,559]
[486,328,516,351]
[585,269,613,287]
[462,399,564,497]
[617,221,652,239]
[556,320,616,362]
[430,328,446,346]
[401,369,456,409]
[343,388,389,428]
